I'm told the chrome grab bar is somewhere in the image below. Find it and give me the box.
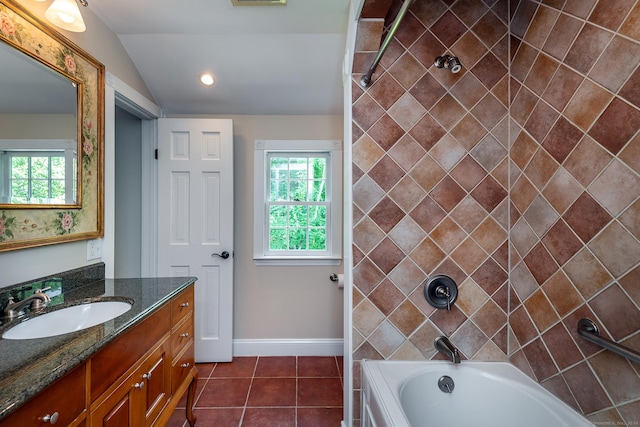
[577,319,640,364]
[359,0,414,88]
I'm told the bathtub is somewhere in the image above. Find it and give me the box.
[360,360,593,427]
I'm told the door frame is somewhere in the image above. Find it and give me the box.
[104,73,162,278]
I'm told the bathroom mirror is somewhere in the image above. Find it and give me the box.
[0,39,81,206]
[0,0,104,251]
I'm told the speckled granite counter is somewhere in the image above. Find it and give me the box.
[0,271,196,420]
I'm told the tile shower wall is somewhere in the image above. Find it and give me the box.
[351,0,510,423]
[509,0,640,423]
[352,0,640,425]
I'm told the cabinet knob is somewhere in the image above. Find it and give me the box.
[134,382,145,389]
[43,412,59,424]
[143,372,152,380]
[180,302,189,308]
[181,362,191,368]
[180,333,189,338]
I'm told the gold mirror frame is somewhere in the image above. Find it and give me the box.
[0,0,104,251]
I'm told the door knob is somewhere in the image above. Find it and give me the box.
[212,251,230,259]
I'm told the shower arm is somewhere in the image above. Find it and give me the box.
[359,0,414,88]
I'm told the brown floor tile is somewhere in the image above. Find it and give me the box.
[174,358,344,425]
[298,378,344,407]
[196,378,252,407]
[247,377,297,407]
[298,407,344,427]
[242,408,296,427]
[255,356,296,377]
[211,357,257,377]
[197,363,216,379]
[175,377,206,408]
[298,356,341,377]
[192,408,243,426]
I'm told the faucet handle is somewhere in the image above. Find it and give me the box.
[32,288,52,307]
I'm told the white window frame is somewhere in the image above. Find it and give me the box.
[0,139,76,205]
[253,139,342,266]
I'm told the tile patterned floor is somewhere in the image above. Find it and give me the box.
[167,356,344,427]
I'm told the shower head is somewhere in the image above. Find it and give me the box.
[448,57,462,73]
[434,55,462,74]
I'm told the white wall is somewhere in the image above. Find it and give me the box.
[174,114,345,340]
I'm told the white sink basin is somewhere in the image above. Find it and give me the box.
[2,300,132,340]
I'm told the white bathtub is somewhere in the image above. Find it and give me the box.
[360,360,593,427]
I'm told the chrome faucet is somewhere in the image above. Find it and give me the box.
[3,289,51,319]
[434,336,461,364]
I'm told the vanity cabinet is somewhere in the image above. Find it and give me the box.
[0,363,86,426]
[170,285,195,395]
[0,283,197,427]
[89,339,171,427]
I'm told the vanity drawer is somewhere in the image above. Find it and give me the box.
[171,313,194,357]
[172,343,195,395]
[0,363,86,427]
[171,286,194,328]
[90,304,171,401]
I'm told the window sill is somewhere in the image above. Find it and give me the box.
[253,257,342,266]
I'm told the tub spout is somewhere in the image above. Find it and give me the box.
[434,336,461,364]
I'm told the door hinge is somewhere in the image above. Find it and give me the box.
[155,149,158,160]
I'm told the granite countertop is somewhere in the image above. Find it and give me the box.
[0,276,196,420]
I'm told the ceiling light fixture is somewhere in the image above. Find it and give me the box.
[200,73,215,86]
[44,0,88,33]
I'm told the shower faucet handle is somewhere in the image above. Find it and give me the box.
[435,285,451,310]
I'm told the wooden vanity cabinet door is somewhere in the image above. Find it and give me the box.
[90,338,171,427]
[0,363,86,427]
[141,339,171,427]
[90,367,139,427]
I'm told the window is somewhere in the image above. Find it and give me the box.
[254,140,342,265]
[1,151,75,204]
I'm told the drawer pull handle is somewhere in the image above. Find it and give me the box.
[180,302,189,308]
[180,333,189,338]
[143,372,152,380]
[181,362,191,368]
[43,412,59,424]
[134,382,145,389]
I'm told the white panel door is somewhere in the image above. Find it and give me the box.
[157,118,234,362]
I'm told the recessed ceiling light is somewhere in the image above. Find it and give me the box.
[200,73,215,86]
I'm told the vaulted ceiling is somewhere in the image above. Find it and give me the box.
[90,0,350,115]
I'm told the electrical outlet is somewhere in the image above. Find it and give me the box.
[87,239,102,260]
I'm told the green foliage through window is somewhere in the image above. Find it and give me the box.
[9,153,68,204]
[267,153,329,252]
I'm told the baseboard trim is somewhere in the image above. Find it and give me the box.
[233,338,344,356]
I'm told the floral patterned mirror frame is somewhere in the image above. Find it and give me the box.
[0,0,104,251]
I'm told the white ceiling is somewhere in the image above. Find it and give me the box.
[89,0,351,116]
